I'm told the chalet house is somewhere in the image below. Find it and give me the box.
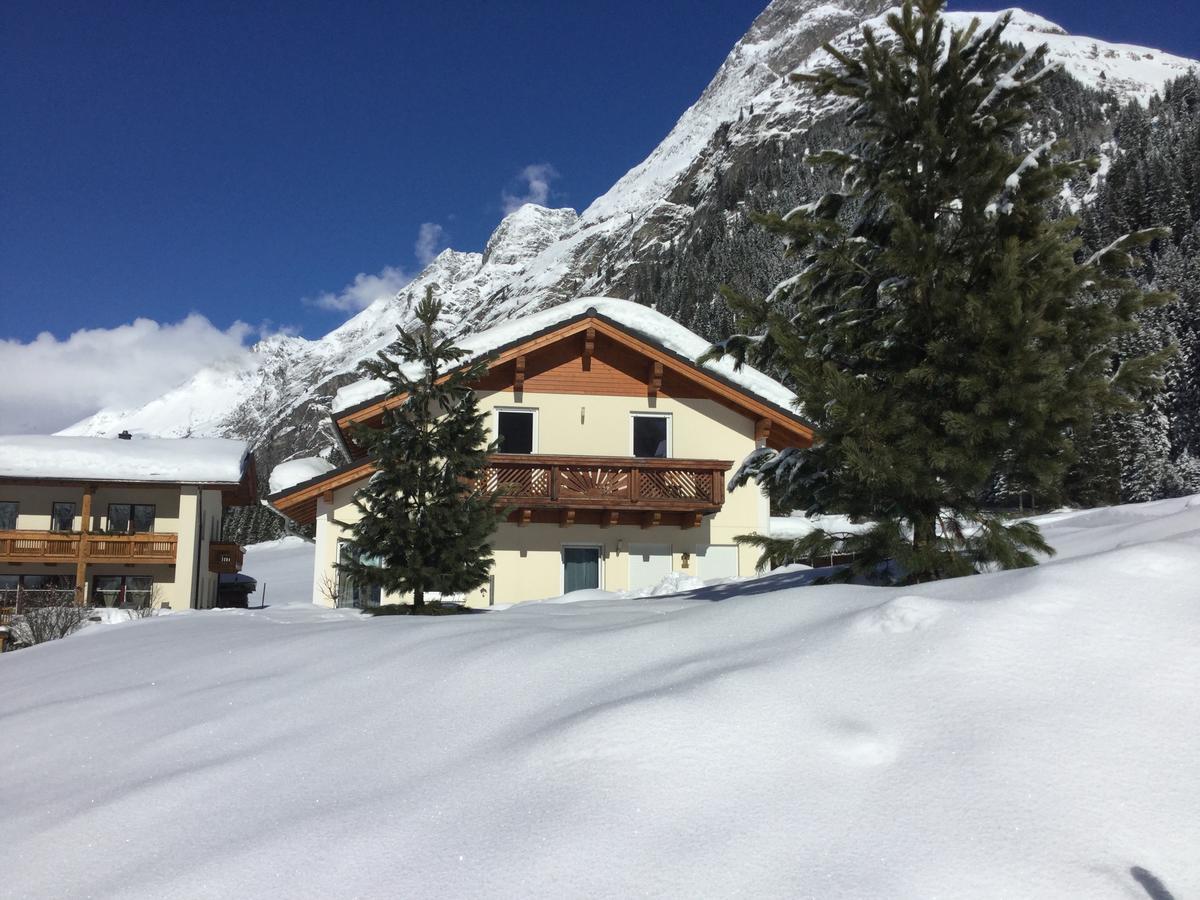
[0,435,255,610]
[268,298,813,607]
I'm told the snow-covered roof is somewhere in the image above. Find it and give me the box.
[332,296,799,416]
[269,457,336,495]
[0,435,250,485]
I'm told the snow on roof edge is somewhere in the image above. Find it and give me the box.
[0,435,251,485]
[331,297,803,421]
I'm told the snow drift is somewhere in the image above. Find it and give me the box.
[2,496,1198,898]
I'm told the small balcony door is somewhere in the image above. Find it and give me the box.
[562,545,601,593]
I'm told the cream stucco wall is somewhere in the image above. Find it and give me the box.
[310,389,768,608]
[0,481,227,610]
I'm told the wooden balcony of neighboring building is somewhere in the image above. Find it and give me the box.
[208,541,244,574]
[0,530,178,565]
[482,454,733,529]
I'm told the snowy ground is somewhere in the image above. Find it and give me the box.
[2,497,1199,898]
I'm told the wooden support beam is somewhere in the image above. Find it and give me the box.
[321,489,334,504]
[600,509,619,529]
[681,511,702,530]
[647,361,664,401]
[755,417,772,447]
[514,354,526,393]
[518,508,532,527]
[74,485,95,605]
[582,327,595,370]
[559,509,575,528]
[641,511,661,530]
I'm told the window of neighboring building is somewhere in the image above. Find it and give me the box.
[50,502,76,532]
[631,413,670,458]
[496,409,536,454]
[0,501,17,530]
[94,574,153,608]
[1,574,76,605]
[107,503,156,534]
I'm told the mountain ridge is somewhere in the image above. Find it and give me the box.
[63,2,1199,527]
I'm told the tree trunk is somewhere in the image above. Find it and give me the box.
[912,514,937,551]
[412,588,425,609]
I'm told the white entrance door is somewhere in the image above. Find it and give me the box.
[628,544,673,592]
[696,545,739,582]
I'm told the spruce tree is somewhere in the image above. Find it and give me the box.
[711,0,1173,582]
[336,287,499,610]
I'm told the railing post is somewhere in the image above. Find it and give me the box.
[630,463,640,503]
[550,465,559,500]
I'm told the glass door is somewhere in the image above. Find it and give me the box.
[562,546,601,593]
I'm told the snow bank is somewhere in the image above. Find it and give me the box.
[268,457,335,495]
[2,496,1199,898]
[0,434,249,484]
[332,296,800,416]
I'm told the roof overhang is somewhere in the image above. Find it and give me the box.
[334,309,814,452]
[0,451,258,507]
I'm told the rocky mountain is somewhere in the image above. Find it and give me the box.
[63,1,1199,538]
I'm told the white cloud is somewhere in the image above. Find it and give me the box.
[414,222,446,267]
[502,163,560,214]
[306,265,412,313]
[0,315,257,435]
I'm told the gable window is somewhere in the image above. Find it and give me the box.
[631,413,670,458]
[107,503,156,534]
[496,409,536,454]
[0,501,17,530]
[50,502,76,532]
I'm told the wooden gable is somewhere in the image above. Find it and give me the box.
[473,330,706,399]
[334,312,814,452]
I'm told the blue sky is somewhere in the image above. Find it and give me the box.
[0,1,1197,431]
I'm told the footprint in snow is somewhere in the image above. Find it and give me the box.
[822,719,897,767]
[855,594,944,634]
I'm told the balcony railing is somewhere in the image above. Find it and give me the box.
[0,530,178,565]
[209,541,244,574]
[482,454,731,514]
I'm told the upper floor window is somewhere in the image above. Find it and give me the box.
[496,409,536,454]
[108,503,156,534]
[631,413,670,458]
[0,501,16,530]
[50,502,76,532]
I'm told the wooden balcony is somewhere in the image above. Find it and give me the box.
[0,530,177,565]
[482,454,732,528]
[209,541,244,574]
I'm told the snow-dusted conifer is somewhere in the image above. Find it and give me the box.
[710,0,1173,582]
[336,287,498,610]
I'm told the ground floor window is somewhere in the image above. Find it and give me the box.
[0,501,17,530]
[0,574,77,608]
[336,542,382,608]
[562,545,602,593]
[94,575,154,608]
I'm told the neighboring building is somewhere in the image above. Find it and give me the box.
[0,435,255,610]
[269,298,813,608]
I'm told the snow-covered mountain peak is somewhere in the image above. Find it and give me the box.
[581,0,890,226]
[483,204,579,267]
[62,0,1200,496]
